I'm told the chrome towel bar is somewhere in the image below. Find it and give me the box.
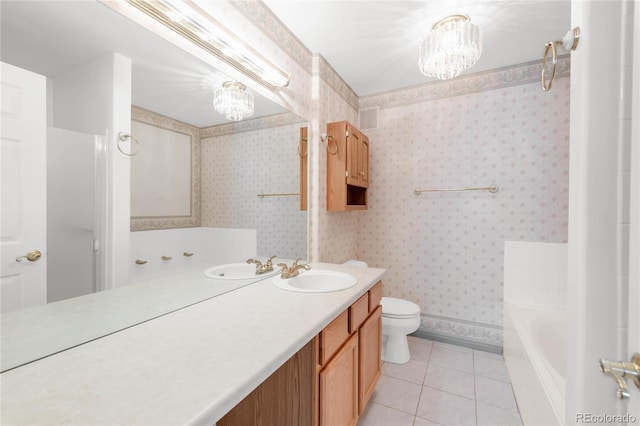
[257,192,299,199]
[414,184,499,195]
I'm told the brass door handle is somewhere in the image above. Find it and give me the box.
[16,250,42,262]
[600,353,640,399]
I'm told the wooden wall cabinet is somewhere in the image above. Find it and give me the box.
[326,121,370,211]
[300,127,308,211]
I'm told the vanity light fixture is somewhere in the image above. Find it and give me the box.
[418,14,482,80]
[213,81,254,121]
[127,0,291,90]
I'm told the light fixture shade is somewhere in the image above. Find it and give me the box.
[419,15,482,80]
[213,81,255,121]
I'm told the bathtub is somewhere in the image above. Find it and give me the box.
[504,303,566,425]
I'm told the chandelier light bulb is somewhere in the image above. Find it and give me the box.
[419,14,482,80]
[213,81,255,121]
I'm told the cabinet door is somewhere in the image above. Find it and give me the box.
[358,305,381,414]
[346,126,360,186]
[300,127,308,211]
[358,135,369,188]
[319,333,359,426]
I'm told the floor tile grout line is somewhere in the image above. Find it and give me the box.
[368,338,523,426]
[473,349,479,426]
[421,384,476,402]
[365,401,419,418]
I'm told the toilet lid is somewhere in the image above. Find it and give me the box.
[381,297,420,318]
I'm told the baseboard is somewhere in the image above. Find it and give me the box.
[411,330,503,355]
[415,314,504,355]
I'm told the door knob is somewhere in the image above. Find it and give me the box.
[15,250,42,262]
[599,353,640,399]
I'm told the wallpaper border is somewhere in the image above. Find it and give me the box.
[130,105,201,231]
[200,112,306,138]
[419,314,504,347]
[317,54,360,111]
[360,55,571,110]
[231,1,359,111]
[231,0,313,73]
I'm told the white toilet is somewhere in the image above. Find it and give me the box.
[341,260,421,364]
[380,297,421,364]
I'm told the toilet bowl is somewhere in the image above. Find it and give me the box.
[381,297,421,364]
[340,260,421,364]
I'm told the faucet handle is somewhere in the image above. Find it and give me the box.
[266,255,277,267]
[277,262,290,272]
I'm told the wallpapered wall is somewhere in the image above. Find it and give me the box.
[357,70,571,346]
[315,56,361,263]
[201,119,308,259]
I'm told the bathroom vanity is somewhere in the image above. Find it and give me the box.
[218,280,382,426]
[0,263,385,425]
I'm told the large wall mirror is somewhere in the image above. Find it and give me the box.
[0,1,308,371]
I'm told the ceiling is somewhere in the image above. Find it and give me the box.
[0,1,287,128]
[0,1,571,127]
[263,0,571,96]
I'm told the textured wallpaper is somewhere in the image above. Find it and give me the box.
[357,78,571,345]
[201,122,308,260]
[314,57,361,263]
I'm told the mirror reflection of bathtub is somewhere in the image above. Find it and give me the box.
[503,241,568,426]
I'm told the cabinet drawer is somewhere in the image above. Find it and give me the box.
[368,281,382,312]
[320,310,350,365]
[349,293,369,333]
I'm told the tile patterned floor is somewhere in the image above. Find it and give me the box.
[358,337,523,426]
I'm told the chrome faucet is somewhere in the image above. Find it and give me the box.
[277,258,310,279]
[246,255,277,274]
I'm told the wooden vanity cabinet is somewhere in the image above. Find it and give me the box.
[326,121,370,211]
[358,305,382,414]
[317,281,383,425]
[217,281,382,426]
[319,333,359,426]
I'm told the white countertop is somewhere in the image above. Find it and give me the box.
[1,265,267,372]
[0,263,385,425]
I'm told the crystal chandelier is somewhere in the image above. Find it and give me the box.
[213,81,255,121]
[419,15,482,80]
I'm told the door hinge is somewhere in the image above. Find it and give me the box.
[345,130,349,137]
[92,239,100,252]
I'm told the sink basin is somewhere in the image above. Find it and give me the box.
[272,270,357,293]
[204,263,280,280]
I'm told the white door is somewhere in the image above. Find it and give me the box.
[0,62,47,313]
[567,0,640,423]
[627,0,640,419]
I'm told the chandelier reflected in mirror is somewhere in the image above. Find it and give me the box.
[213,81,255,121]
[419,14,482,80]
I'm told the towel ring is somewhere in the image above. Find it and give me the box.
[320,133,338,155]
[298,137,308,158]
[541,41,560,91]
[117,132,140,156]
[541,27,580,92]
